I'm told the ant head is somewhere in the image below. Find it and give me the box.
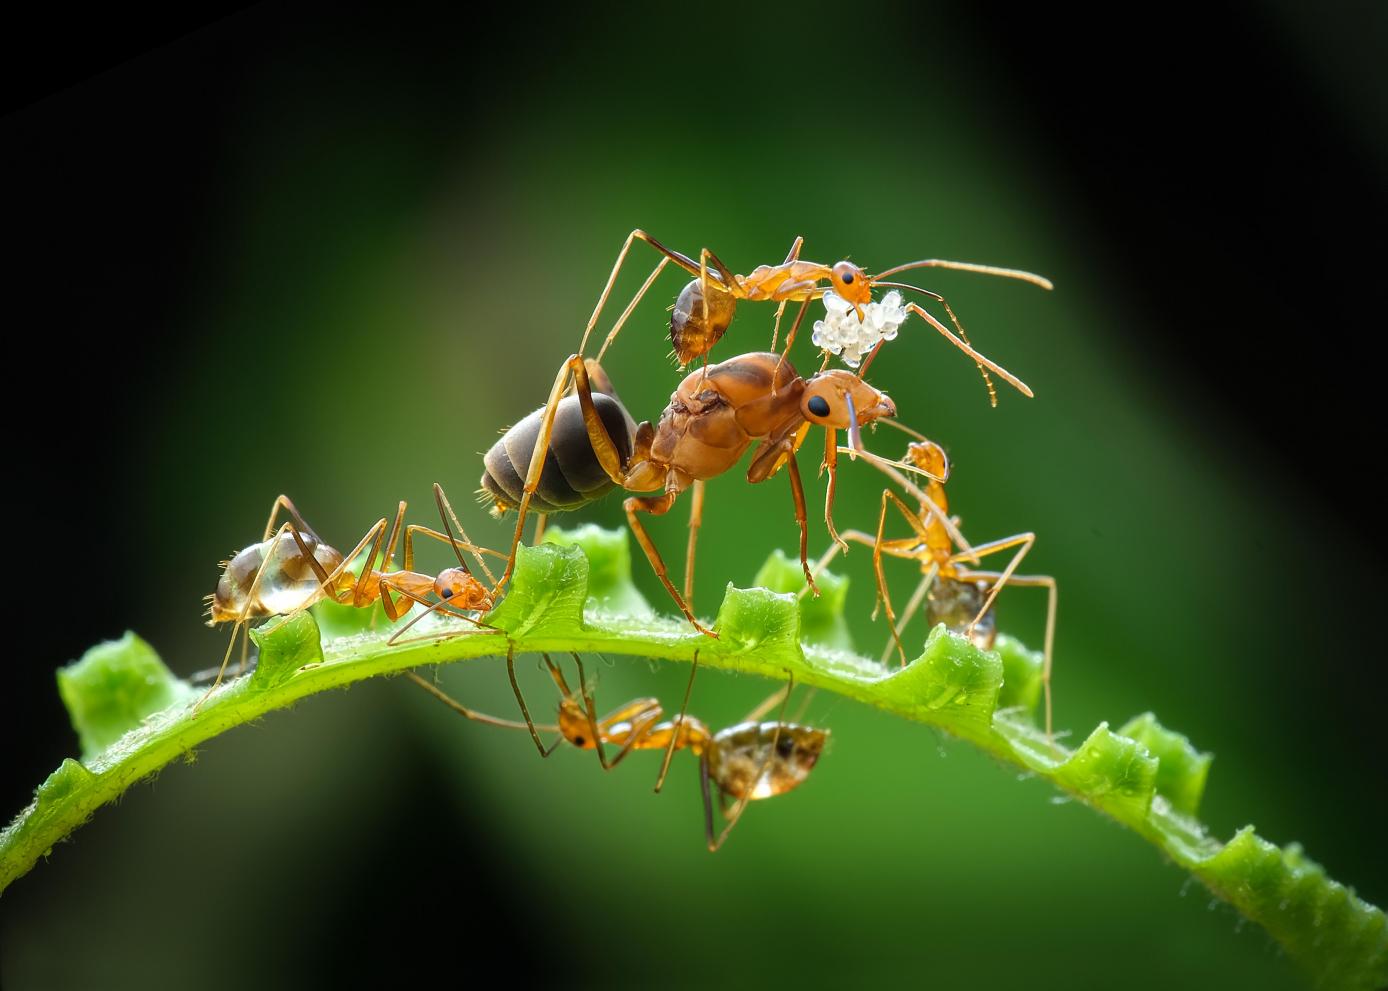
[557,698,594,749]
[905,440,950,482]
[830,260,871,305]
[800,370,897,429]
[713,723,830,800]
[434,568,488,609]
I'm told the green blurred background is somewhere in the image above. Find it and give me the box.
[4,4,1385,988]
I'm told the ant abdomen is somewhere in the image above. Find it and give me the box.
[927,577,999,651]
[481,390,638,515]
[670,277,737,367]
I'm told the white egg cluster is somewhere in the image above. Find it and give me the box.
[810,290,911,367]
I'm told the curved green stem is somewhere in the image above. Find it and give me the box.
[2,524,1385,990]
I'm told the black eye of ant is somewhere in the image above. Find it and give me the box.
[775,736,794,759]
[440,587,454,599]
[807,395,830,417]
[841,272,854,284]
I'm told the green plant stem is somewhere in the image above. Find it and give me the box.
[2,525,1384,990]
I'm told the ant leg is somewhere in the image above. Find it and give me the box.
[784,450,818,597]
[430,482,501,584]
[594,256,670,363]
[405,671,559,735]
[625,489,716,637]
[655,651,699,793]
[498,353,629,592]
[571,656,663,770]
[904,302,1033,400]
[773,298,813,381]
[769,300,788,353]
[708,673,795,852]
[871,490,907,666]
[822,427,846,551]
[954,568,1056,741]
[259,494,323,544]
[579,229,700,357]
[683,480,706,606]
[532,513,548,545]
[507,644,551,757]
[743,679,793,723]
[880,566,936,665]
[948,532,1037,632]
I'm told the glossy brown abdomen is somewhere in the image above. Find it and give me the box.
[481,392,637,514]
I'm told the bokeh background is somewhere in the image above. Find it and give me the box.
[4,5,1386,988]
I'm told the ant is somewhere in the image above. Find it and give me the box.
[411,650,828,851]
[572,229,1049,405]
[205,489,499,700]
[481,350,917,636]
[808,433,1058,740]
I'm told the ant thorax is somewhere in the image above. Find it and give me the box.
[212,531,344,622]
[811,290,910,367]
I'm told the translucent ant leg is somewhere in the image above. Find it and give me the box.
[532,513,548,545]
[625,489,716,637]
[405,671,558,735]
[743,679,793,723]
[706,673,795,852]
[655,651,699,793]
[903,301,1033,399]
[683,480,706,606]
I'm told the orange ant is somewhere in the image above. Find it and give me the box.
[573,229,1050,404]
[411,650,827,850]
[482,351,914,636]
[205,489,500,700]
[808,433,1058,739]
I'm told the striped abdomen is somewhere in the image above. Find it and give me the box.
[481,392,638,515]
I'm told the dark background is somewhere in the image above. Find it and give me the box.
[3,4,1385,988]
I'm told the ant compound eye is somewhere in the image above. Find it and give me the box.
[807,395,830,418]
[440,587,454,599]
[775,736,794,759]
[841,272,854,284]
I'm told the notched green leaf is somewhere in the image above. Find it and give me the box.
[753,549,852,651]
[712,584,803,670]
[250,612,325,690]
[483,541,589,638]
[56,632,192,760]
[994,634,1042,712]
[1054,722,1158,823]
[543,524,652,618]
[1117,712,1211,816]
[887,625,1001,733]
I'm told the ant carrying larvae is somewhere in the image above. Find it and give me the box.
[807,434,1058,741]
[481,351,921,636]
[205,489,500,701]
[413,649,828,851]
[573,229,1048,405]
